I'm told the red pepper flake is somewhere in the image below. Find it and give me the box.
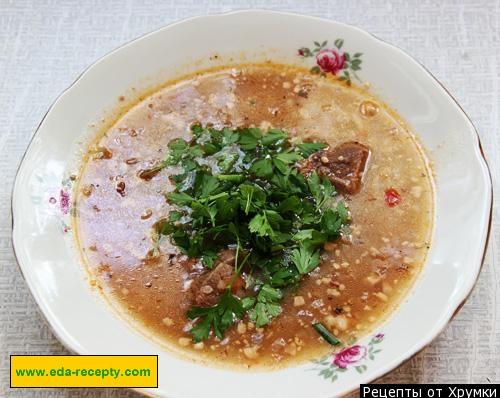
[384,188,402,207]
[231,275,245,294]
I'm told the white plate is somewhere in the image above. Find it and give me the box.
[12,10,492,398]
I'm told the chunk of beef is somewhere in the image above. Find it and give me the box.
[300,142,369,194]
[189,249,235,306]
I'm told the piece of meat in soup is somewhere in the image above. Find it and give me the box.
[300,141,370,195]
[189,250,236,307]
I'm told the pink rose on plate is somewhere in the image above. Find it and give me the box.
[59,189,70,215]
[333,345,367,369]
[316,49,345,74]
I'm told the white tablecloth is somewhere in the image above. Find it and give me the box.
[1,0,498,396]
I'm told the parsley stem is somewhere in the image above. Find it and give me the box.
[312,322,341,345]
[217,174,244,183]
[245,190,254,215]
[199,192,229,203]
[230,252,251,288]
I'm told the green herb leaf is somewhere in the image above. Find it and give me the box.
[261,129,286,146]
[199,174,220,197]
[248,211,282,238]
[297,142,328,157]
[276,152,303,164]
[307,172,336,209]
[246,284,283,327]
[201,251,218,268]
[166,138,189,163]
[166,192,194,206]
[337,201,349,223]
[277,196,302,214]
[238,128,262,150]
[249,158,274,178]
[291,245,321,274]
[187,291,243,342]
[239,184,266,214]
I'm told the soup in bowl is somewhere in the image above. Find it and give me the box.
[75,64,433,368]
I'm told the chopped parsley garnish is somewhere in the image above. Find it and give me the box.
[187,291,244,342]
[160,125,350,341]
[241,284,283,328]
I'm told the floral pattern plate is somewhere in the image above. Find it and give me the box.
[12,10,492,398]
